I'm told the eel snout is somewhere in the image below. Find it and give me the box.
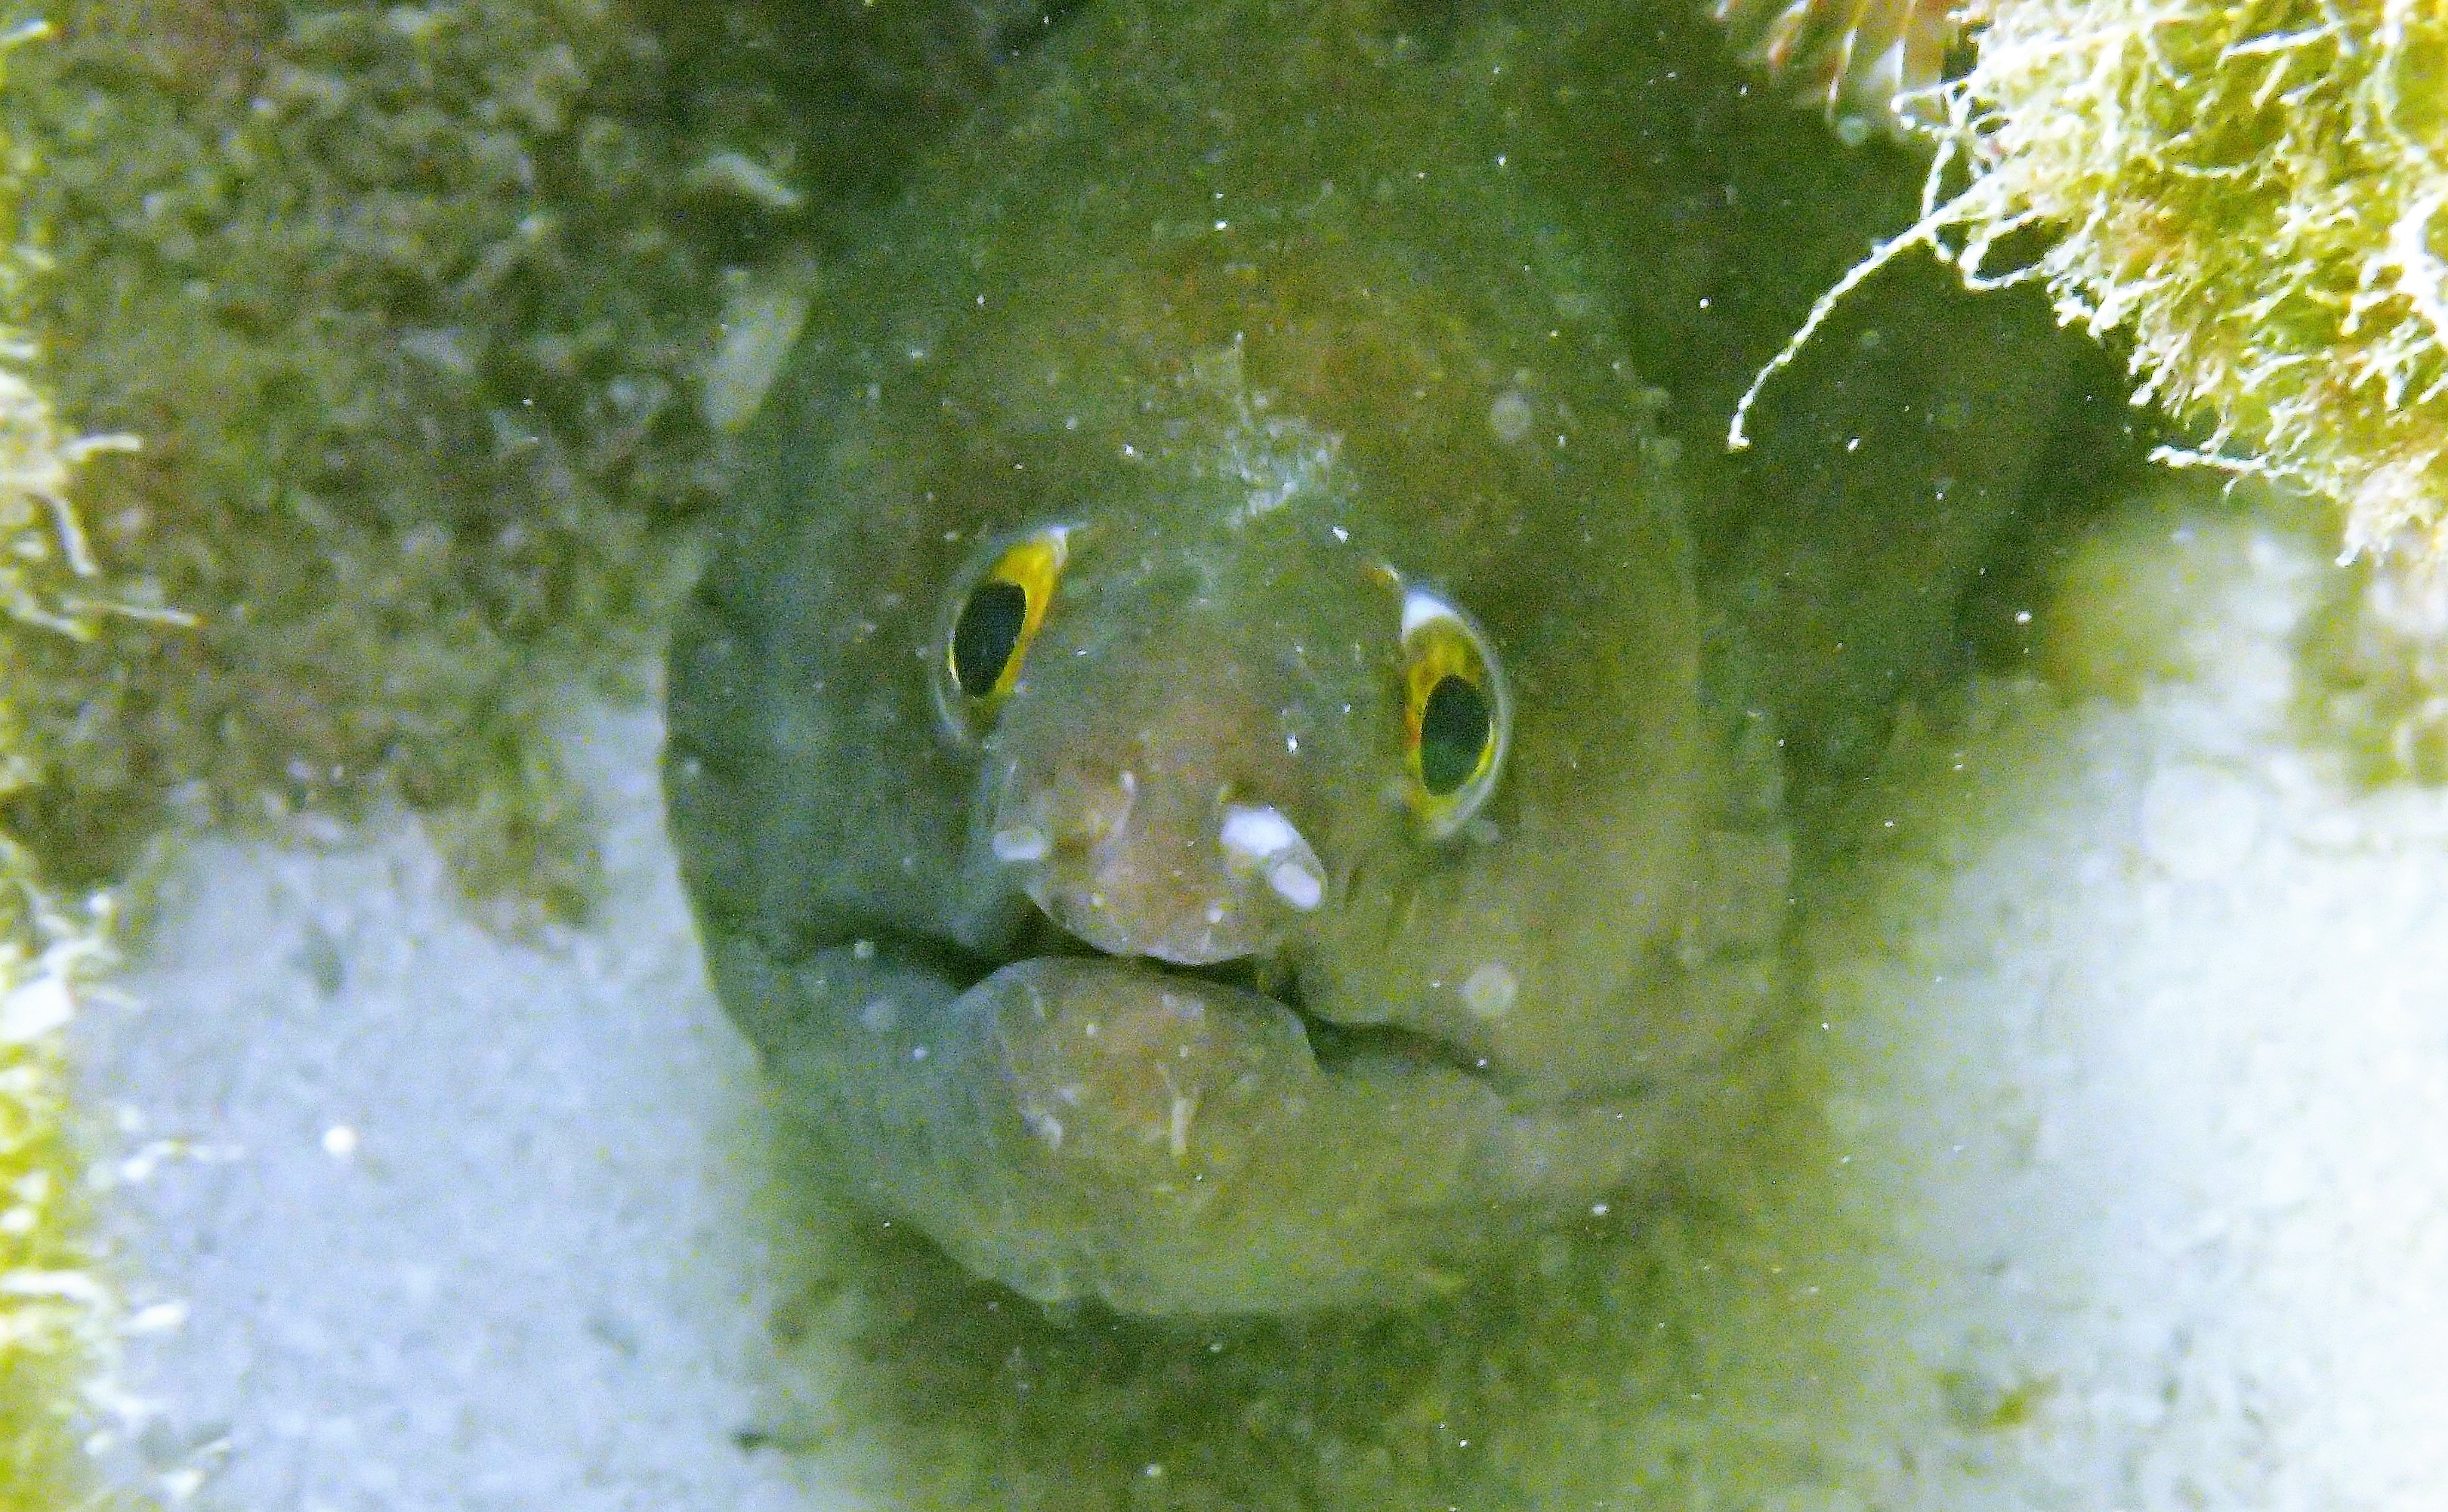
[985,752,1329,967]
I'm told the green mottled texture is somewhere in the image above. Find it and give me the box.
[669,0,2098,1314]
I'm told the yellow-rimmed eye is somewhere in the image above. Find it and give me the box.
[935,525,1072,741]
[1397,584,1508,837]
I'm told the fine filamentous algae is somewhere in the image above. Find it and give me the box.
[665,0,2107,1315]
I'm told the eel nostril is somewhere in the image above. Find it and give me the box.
[1218,801,1326,912]
[1266,859,1323,911]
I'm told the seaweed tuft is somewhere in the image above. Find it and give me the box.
[1733,1,2446,573]
[0,38,135,1487]
[1945,0,2447,567]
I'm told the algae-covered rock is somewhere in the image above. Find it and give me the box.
[0,0,1055,921]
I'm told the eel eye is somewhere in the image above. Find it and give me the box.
[935,524,1072,741]
[951,580,1028,696]
[1397,584,1508,837]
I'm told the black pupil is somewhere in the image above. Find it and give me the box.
[1418,673,1490,796]
[952,579,1030,696]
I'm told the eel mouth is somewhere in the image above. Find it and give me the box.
[996,905,1304,1007]
[984,763,1330,968]
[990,906,1468,1073]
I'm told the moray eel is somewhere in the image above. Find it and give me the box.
[665,0,2086,1313]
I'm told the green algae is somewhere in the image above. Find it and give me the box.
[0,893,123,1512]
[1884,1,2448,567]
[0,0,1045,926]
[0,23,125,1497]
[0,40,131,1498]
[3,0,724,921]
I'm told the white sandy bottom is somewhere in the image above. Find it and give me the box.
[69,488,2448,1509]
[1785,505,2448,1508]
[73,702,856,1510]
